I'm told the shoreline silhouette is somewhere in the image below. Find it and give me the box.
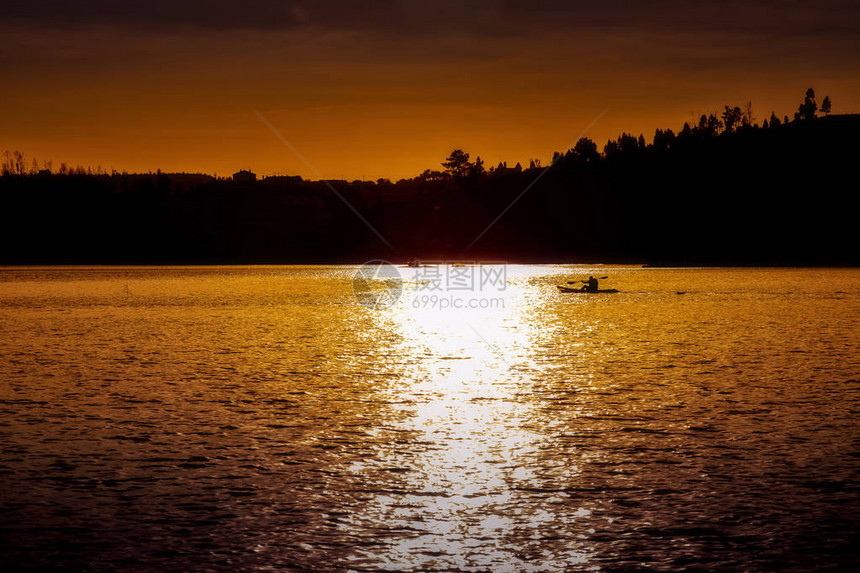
[2,93,857,267]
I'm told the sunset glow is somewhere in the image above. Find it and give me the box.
[3,1,859,179]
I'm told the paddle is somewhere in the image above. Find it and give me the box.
[567,275,608,284]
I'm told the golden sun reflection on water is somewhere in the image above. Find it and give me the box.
[344,266,596,571]
[2,266,856,571]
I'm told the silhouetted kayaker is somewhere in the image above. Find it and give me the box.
[581,276,599,293]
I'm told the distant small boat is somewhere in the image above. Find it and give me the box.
[557,286,619,293]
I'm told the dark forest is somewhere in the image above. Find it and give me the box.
[2,92,856,265]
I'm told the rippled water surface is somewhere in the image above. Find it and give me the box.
[1,266,858,571]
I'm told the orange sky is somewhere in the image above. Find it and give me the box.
[2,1,859,180]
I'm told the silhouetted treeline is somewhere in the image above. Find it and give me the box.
[1,92,857,265]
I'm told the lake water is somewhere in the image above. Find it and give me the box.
[0,266,858,572]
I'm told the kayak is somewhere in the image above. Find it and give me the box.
[557,286,619,293]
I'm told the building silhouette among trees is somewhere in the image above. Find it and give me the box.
[232,170,256,183]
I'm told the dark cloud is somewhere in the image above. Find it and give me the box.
[4,0,306,30]
[3,0,857,90]
[5,0,859,38]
